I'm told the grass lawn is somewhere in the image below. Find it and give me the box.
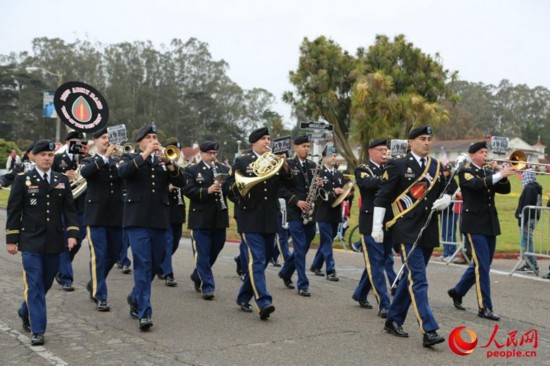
[1,174,548,252]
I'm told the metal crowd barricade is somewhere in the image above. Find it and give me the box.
[438,199,471,264]
[510,205,550,276]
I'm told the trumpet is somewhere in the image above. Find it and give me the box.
[110,142,135,157]
[155,144,181,163]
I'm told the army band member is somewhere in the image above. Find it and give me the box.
[183,140,229,300]
[227,127,292,319]
[158,140,186,287]
[448,141,515,321]
[52,131,89,291]
[118,125,185,330]
[310,145,346,281]
[278,135,320,296]
[80,127,124,311]
[373,126,450,348]
[352,138,393,316]
[5,139,79,346]
[0,143,36,188]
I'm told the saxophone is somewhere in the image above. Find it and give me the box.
[301,161,328,225]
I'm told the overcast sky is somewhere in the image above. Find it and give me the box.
[1,0,548,122]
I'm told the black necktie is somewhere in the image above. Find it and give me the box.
[43,173,49,183]
[420,158,425,170]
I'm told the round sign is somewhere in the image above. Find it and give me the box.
[54,81,109,133]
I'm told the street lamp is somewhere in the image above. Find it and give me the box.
[26,66,63,143]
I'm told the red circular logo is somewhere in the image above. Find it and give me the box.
[449,326,478,356]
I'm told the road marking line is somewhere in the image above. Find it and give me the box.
[0,320,68,366]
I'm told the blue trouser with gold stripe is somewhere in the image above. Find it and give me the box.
[353,235,391,310]
[453,233,496,310]
[19,252,60,335]
[127,227,166,320]
[387,244,438,334]
[279,220,316,290]
[58,212,86,285]
[237,233,274,310]
[87,226,123,301]
[160,223,183,277]
[190,228,226,293]
[311,221,338,274]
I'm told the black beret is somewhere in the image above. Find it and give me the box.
[293,135,310,145]
[135,125,157,142]
[408,126,432,139]
[166,141,182,149]
[65,131,84,141]
[368,138,388,149]
[468,141,488,154]
[26,142,35,153]
[249,127,269,144]
[199,141,219,152]
[32,139,56,154]
[322,145,337,157]
[92,127,108,139]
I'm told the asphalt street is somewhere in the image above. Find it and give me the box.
[1,209,549,366]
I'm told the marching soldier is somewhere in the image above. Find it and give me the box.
[227,127,292,319]
[80,127,124,311]
[448,141,515,321]
[373,126,450,348]
[183,141,229,300]
[278,135,321,297]
[52,131,89,291]
[352,139,393,316]
[158,140,186,287]
[118,125,185,330]
[0,142,36,188]
[5,139,79,346]
[310,145,346,281]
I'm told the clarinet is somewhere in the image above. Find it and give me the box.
[211,162,228,211]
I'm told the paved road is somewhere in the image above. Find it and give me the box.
[1,210,549,365]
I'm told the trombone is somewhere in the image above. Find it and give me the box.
[487,150,550,175]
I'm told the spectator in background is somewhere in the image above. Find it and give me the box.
[514,170,542,274]
[6,149,21,170]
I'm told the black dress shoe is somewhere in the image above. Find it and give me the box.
[384,320,409,338]
[157,273,165,280]
[31,334,44,346]
[139,318,153,331]
[239,303,253,313]
[165,275,178,287]
[378,308,389,319]
[326,273,339,282]
[298,288,311,297]
[259,304,275,320]
[202,291,215,300]
[278,272,295,289]
[190,275,201,292]
[121,265,132,274]
[309,267,324,276]
[86,281,97,303]
[423,331,445,347]
[127,295,138,319]
[447,289,465,311]
[97,300,110,312]
[18,310,30,333]
[270,259,282,267]
[61,283,74,292]
[351,294,373,309]
[234,256,242,276]
[478,308,500,321]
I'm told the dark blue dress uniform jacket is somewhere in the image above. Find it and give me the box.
[315,165,345,223]
[183,161,229,229]
[227,153,293,234]
[80,155,124,227]
[279,156,317,223]
[118,153,185,229]
[53,152,87,213]
[5,169,79,253]
[459,164,511,236]
[355,161,393,235]
[374,153,445,248]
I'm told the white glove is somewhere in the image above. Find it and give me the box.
[371,207,386,243]
[432,194,452,211]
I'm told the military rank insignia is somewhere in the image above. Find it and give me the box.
[464,173,474,181]
[382,171,389,180]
